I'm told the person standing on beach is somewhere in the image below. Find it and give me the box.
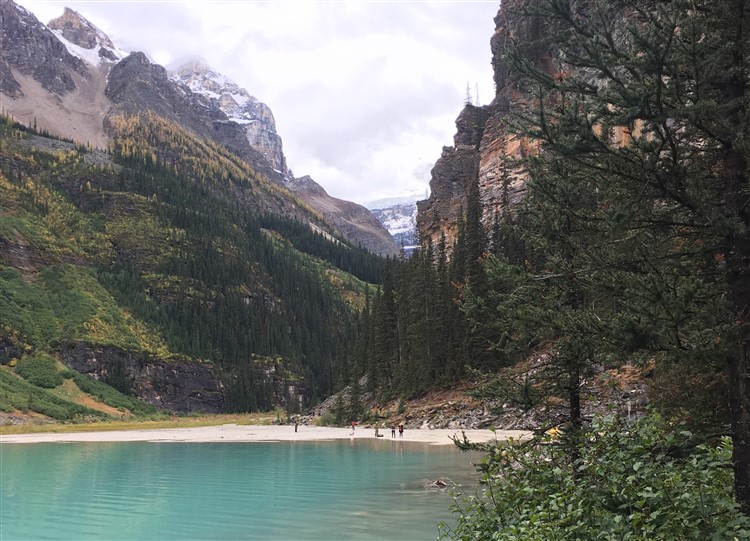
[350,421,356,435]
[391,426,396,438]
[398,423,404,437]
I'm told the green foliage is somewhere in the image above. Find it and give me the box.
[258,214,384,284]
[71,372,156,415]
[441,415,750,541]
[0,262,174,358]
[0,267,57,349]
[59,368,75,379]
[315,410,337,426]
[0,367,105,421]
[14,354,62,388]
[471,371,539,412]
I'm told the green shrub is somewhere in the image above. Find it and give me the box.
[441,414,750,541]
[0,368,105,421]
[316,410,337,426]
[59,368,75,379]
[72,372,156,415]
[14,355,63,388]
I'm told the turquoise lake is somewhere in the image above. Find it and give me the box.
[0,439,482,540]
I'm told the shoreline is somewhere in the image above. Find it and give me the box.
[0,424,529,445]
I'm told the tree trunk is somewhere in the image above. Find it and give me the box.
[720,0,749,512]
[725,167,750,513]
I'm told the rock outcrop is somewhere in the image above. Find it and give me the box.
[417,104,490,247]
[417,0,548,249]
[61,344,225,413]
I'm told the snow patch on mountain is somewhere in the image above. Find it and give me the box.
[51,29,128,66]
[47,8,128,66]
[168,59,268,127]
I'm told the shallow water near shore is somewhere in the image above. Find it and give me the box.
[1,438,483,540]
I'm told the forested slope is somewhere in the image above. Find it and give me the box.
[0,114,384,420]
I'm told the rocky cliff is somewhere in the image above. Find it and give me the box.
[417,0,546,248]
[61,344,225,413]
[60,344,312,414]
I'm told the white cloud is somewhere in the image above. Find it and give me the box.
[17,0,499,204]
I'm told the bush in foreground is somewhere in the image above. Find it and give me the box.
[440,415,750,541]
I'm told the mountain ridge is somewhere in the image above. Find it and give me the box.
[0,0,397,255]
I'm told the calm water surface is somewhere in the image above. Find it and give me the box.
[0,439,483,540]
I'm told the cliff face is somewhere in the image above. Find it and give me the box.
[417,0,548,248]
[416,104,489,247]
[61,344,225,413]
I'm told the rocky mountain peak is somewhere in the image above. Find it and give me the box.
[48,7,114,50]
[47,7,123,63]
[168,59,289,178]
[286,175,327,196]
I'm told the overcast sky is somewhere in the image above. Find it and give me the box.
[17,0,500,206]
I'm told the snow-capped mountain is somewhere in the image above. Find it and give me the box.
[168,58,398,256]
[48,7,128,65]
[366,197,419,251]
[169,59,290,179]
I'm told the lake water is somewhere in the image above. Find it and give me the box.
[0,439,483,540]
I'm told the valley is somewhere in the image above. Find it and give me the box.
[2,0,750,536]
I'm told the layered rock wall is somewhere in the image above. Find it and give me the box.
[417,0,549,249]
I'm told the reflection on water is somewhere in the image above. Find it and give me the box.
[1,439,482,540]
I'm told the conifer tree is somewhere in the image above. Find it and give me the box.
[500,0,750,511]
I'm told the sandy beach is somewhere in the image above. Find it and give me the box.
[0,424,529,445]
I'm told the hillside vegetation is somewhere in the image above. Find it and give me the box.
[0,114,384,421]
